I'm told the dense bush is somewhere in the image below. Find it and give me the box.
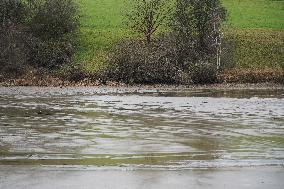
[107,39,172,84]
[0,26,28,77]
[0,0,28,76]
[189,60,219,84]
[28,0,78,69]
[0,0,79,77]
[28,39,74,69]
[172,0,226,70]
[29,0,78,40]
[0,0,26,24]
[106,36,190,84]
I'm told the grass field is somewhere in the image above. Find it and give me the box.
[223,0,284,29]
[76,0,128,71]
[76,0,284,72]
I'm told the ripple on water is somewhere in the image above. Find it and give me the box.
[0,87,283,168]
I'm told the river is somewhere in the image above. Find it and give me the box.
[0,87,283,188]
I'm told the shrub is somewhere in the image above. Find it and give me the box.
[189,60,219,84]
[106,36,188,84]
[28,39,74,70]
[28,0,78,69]
[0,0,79,77]
[29,0,78,41]
[0,27,28,77]
[0,0,29,77]
[171,0,226,71]
[0,0,27,26]
[56,63,86,82]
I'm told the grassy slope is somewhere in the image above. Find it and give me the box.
[223,0,284,29]
[76,0,284,72]
[76,0,127,72]
[222,0,284,69]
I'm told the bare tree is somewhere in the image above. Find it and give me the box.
[125,0,173,44]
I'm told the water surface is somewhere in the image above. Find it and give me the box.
[0,87,283,169]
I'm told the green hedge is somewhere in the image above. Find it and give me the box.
[223,29,284,69]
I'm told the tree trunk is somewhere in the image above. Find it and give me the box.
[146,34,151,44]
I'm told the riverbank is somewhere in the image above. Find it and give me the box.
[0,75,283,90]
[0,70,284,89]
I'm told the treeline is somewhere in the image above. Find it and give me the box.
[0,0,78,77]
[1,0,227,84]
[1,0,283,84]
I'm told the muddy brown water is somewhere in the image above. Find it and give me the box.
[0,87,283,169]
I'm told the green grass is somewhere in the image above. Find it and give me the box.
[222,0,284,29]
[75,0,129,72]
[225,28,284,69]
[75,0,284,72]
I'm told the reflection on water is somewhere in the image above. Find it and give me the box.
[0,87,283,168]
